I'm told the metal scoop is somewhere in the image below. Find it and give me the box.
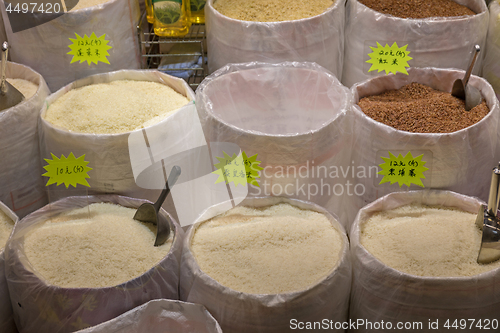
[134,165,181,246]
[476,163,500,264]
[0,42,24,111]
[451,44,482,111]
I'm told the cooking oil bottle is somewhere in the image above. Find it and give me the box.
[146,0,154,23]
[153,0,191,37]
[189,0,205,23]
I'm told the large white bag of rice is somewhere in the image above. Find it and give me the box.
[76,299,223,333]
[5,195,183,333]
[347,67,499,227]
[180,196,351,333]
[196,62,353,227]
[0,201,18,333]
[342,0,489,87]
[350,190,500,333]
[0,0,142,91]
[206,0,345,78]
[482,0,500,100]
[0,61,50,218]
[39,69,195,210]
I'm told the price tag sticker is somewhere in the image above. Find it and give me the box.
[367,42,412,75]
[213,151,263,187]
[43,153,92,188]
[67,32,112,65]
[378,151,428,187]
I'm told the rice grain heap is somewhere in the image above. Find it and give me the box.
[24,203,173,288]
[43,80,190,134]
[213,0,335,22]
[0,210,14,250]
[191,203,343,294]
[6,78,38,100]
[361,204,500,277]
[358,82,489,133]
[358,0,475,19]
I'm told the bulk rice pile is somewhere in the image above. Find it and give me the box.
[23,203,172,288]
[358,82,489,133]
[358,0,475,18]
[69,0,113,10]
[43,80,190,134]
[361,204,500,277]
[0,210,14,250]
[213,0,335,22]
[6,78,38,100]
[191,203,343,294]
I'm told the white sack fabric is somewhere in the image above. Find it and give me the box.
[180,197,351,333]
[0,201,19,333]
[0,61,50,218]
[76,299,223,333]
[482,0,500,100]
[5,195,183,333]
[348,67,499,227]
[342,0,488,87]
[206,0,345,79]
[196,62,352,227]
[350,190,500,333]
[0,0,142,92]
[39,70,195,207]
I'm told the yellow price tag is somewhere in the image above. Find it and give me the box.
[68,32,112,65]
[43,153,92,188]
[213,151,263,187]
[367,42,412,75]
[378,151,428,187]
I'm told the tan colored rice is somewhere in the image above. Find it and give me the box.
[213,0,335,22]
[191,203,343,294]
[7,78,38,100]
[24,203,172,288]
[43,80,190,134]
[361,204,500,277]
[0,209,14,250]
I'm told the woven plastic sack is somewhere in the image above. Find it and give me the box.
[206,0,345,78]
[5,195,183,333]
[347,67,499,227]
[350,190,500,333]
[342,0,488,87]
[482,0,500,100]
[0,201,19,333]
[76,299,223,333]
[0,61,50,219]
[196,62,352,227]
[0,0,141,92]
[39,70,195,209]
[180,196,351,333]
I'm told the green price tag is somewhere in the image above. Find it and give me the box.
[378,151,428,187]
[43,153,92,188]
[213,151,263,187]
[367,42,412,75]
[68,32,112,65]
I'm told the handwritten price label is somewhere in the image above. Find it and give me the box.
[213,151,263,187]
[367,42,412,75]
[68,32,112,65]
[378,151,428,187]
[43,153,92,188]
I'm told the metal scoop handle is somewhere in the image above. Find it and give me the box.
[152,165,180,246]
[154,165,181,212]
[463,44,480,89]
[477,163,500,264]
[1,42,8,95]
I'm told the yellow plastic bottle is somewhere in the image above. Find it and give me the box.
[146,0,154,24]
[153,0,191,37]
[189,0,205,23]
